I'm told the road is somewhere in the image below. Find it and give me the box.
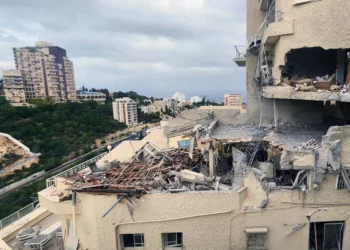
[0,133,140,196]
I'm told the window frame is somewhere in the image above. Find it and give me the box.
[162,232,183,249]
[246,232,268,250]
[336,169,350,189]
[120,233,145,248]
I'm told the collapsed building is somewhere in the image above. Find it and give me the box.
[34,0,350,249]
[38,119,350,250]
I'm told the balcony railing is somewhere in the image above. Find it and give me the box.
[265,10,282,27]
[233,46,246,67]
[0,201,39,229]
[46,152,107,188]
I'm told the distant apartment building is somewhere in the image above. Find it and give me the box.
[12,41,76,102]
[2,70,26,103]
[140,100,166,114]
[76,90,106,104]
[190,95,202,104]
[163,98,177,111]
[224,93,242,106]
[112,97,138,126]
[151,100,166,113]
[172,92,186,103]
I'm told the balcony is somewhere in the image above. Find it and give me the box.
[232,46,246,67]
[262,12,294,45]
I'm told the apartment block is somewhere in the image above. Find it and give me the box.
[112,97,138,126]
[224,93,242,106]
[2,70,26,103]
[234,0,350,127]
[163,98,178,111]
[13,41,76,102]
[37,123,350,250]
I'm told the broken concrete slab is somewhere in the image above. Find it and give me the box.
[328,140,340,171]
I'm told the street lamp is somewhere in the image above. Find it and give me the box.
[107,145,112,159]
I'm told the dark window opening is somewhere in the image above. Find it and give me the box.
[121,234,144,248]
[162,232,183,248]
[309,221,344,250]
[275,169,308,187]
[284,48,338,79]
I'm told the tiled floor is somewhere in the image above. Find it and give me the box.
[7,214,63,250]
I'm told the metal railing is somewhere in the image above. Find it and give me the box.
[234,45,246,59]
[266,10,282,27]
[46,152,107,188]
[0,201,39,230]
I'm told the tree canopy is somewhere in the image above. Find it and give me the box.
[0,99,126,171]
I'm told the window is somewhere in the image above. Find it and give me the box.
[162,232,183,248]
[336,170,350,189]
[121,234,144,248]
[246,232,267,250]
[309,221,344,250]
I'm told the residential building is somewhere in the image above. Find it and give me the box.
[139,100,166,114]
[25,1,350,250]
[112,97,138,126]
[13,41,76,102]
[151,100,166,113]
[2,70,26,103]
[224,93,242,106]
[172,92,186,103]
[76,90,106,104]
[163,98,177,111]
[190,95,202,104]
[233,0,350,127]
[37,122,350,250]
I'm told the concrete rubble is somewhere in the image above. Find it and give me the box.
[53,117,350,206]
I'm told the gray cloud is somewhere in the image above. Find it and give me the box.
[0,0,246,100]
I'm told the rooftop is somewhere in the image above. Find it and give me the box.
[76,90,106,95]
[56,146,228,202]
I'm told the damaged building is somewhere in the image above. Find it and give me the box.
[235,0,350,127]
[38,121,350,250]
[31,0,350,249]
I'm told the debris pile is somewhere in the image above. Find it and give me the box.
[291,139,320,152]
[280,73,348,94]
[58,147,231,202]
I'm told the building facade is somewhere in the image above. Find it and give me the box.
[224,93,242,106]
[234,0,350,126]
[76,90,106,104]
[112,97,138,126]
[164,98,178,111]
[2,70,26,103]
[13,41,76,102]
[38,125,350,250]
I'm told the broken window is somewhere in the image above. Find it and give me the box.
[121,234,145,248]
[275,169,308,187]
[162,232,183,249]
[336,170,350,189]
[309,221,344,250]
[282,48,350,89]
[246,233,268,250]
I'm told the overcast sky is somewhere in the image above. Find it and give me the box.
[0,0,246,101]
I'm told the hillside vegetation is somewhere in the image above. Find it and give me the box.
[0,97,126,172]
